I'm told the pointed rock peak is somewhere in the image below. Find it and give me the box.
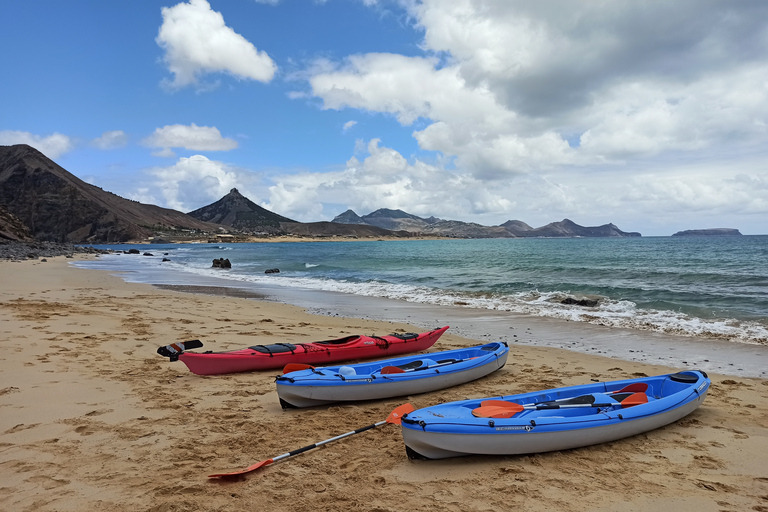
[229,188,242,196]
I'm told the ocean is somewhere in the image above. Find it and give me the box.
[74,236,768,377]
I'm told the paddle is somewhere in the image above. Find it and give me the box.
[472,392,648,418]
[380,357,467,375]
[208,403,415,478]
[478,383,648,409]
[157,340,203,361]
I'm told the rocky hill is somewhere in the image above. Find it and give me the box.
[0,144,221,243]
[333,208,641,238]
[1,143,642,243]
[187,188,296,234]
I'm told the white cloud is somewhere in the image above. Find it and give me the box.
[142,123,238,152]
[91,130,128,150]
[258,138,767,235]
[157,0,277,89]
[305,1,768,182]
[0,131,74,159]
[264,138,515,222]
[343,120,357,131]
[139,154,249,211]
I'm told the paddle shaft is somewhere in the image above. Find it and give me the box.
[527,402,626,410]
[208,403,414,478]
[269,419,387,465]
[381,357,481,375]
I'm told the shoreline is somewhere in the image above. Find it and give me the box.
[87,256,767,379]
[1,256,766,511]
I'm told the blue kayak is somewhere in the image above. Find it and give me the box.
[401,370,710,459]
[275,342,509,408]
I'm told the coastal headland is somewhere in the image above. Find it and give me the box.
[1,255,766,511]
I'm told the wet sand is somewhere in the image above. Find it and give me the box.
[1,256,766,511]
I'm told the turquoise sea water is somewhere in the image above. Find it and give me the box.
[77,236,768,346]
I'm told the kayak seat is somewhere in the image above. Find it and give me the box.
[249,343,297,354]
[314,336,362,346]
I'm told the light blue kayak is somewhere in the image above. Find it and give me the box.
[401,370,710,459]
[275,342,509,408]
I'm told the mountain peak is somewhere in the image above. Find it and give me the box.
[187,190,296,233]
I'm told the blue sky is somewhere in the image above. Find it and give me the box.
[1,0,767,235]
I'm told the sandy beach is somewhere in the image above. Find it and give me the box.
[1,256,766,512]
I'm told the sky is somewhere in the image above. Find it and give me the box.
[1,0,767,236]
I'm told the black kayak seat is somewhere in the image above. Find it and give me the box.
[314,335,363,346]
[249,343,297,354]
[669,372,699,383]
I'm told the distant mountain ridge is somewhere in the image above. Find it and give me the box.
[333,209,641,238]
[1,143,643,243]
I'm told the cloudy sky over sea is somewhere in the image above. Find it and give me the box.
[2,0,766,235]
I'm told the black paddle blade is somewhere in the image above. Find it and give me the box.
[157,340,203,361]
[540,395,596,406]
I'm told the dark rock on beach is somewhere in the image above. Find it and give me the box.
[212,258,231,269]
[561,297,599,307]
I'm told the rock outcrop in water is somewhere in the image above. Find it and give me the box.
[672,228,742,236]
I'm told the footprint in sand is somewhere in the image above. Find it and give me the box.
[5,423,41,434]
[692,454,724,470]
[26,475,70,489]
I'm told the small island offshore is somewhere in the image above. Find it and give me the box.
[672,228,742,236]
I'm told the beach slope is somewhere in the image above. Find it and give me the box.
[1,257,766,511]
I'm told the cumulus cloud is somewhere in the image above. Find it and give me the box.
[0,131,74,159]
[258,138,767,234]
[263,138,514,222]
[138,154,249,211]
[305,1,768,180]
[157,0,277,89]
[343,120,357,131]
[142,123,238,152]
[91,130,128,150]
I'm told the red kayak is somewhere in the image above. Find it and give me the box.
[157,326,449,375]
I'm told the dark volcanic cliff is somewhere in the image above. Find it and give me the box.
[0,144,220,243]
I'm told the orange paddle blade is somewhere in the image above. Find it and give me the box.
[283,363,314,374]
[620,392,648,407]
[380,366,406,374]
[387,403,415,424]
[472,404,523,418]
[208,458,274,478]
[480,400,516,408]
